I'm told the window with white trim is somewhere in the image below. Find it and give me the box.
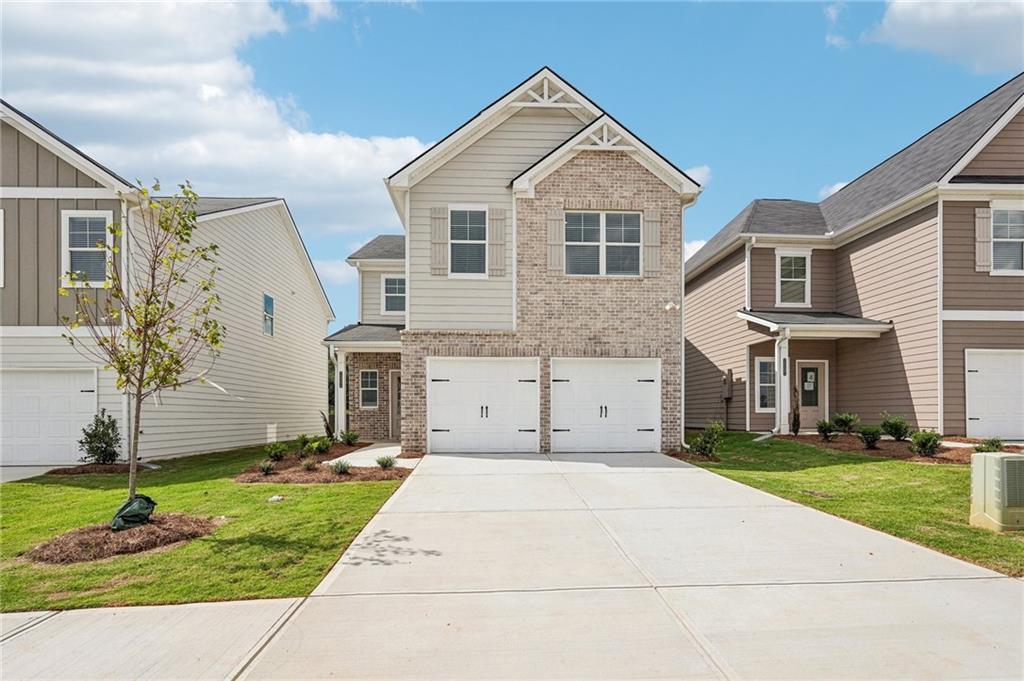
[755,357,776,413]
[62,210,113,286]
[776,250,810,306]
[449,207,487,275]
[263,294,275,336]
[564,211,641,276]
[992,208,1024,271]
[360,370,378,408]
[382,275,405,315]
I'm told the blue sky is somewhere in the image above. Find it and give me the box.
[3,1,1022,329]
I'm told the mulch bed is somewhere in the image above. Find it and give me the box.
[47,463,132,475]
[665,450,720,463]
[235,442,408,484]
[778,434,973,465]
[25,513,219,564]
[397,451,424,459]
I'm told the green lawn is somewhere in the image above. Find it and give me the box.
[687,433,1024,576]
[0,444,400,612]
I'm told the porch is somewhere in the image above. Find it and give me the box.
[324,323,403,442]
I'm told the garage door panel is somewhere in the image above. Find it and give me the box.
[1,369,97,465]
[966,350,1024,440]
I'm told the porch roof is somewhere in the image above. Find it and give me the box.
[737,310,892,338]
[324,323,402,348]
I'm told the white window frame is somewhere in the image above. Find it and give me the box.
[262,292,275,336]
[61,209,114,288]
[359,369,379,409]
[380,274,406,316]
[990,199,1024,277]
[775,248,812,308]
[563,211,643,278]
[448,203,488,280]
[754,356,776,414]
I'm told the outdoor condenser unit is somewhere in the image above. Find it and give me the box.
[970,453,1024,532]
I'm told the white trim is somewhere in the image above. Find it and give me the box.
[743,240,752,309]
[937,198,944,434]
[60,209,114,287]
[940,93,1024,183]
[404,190,411,328]
[359,369,379,409]
[388,369,402,439]
[380,273,406,317]
[447,203,489,279]
[795,359,830,425]
[942,309,1024,322]
[335,348,347,434]
[262,292,275,336]
[0,207,4,288]
[744,346,751,432]
[754,356,777,414]
[775,248,812,308]
[323,341,402,353]
[736,311,893,338]
[563,210,643,277]
[511,195,518,331]
[990,200,1024,276]
[0,187,122,200]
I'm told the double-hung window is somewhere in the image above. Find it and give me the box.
[360,370,378,408]
[263,294,275,336]
[564,211,641,276]
[449,206,487,276]
[62,210,112,286]
[382,275,405,315]
[992,206,1024,273]
[776,249,810,306]
[755,357,776,413]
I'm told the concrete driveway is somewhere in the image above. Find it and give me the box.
[239,451,1023,680]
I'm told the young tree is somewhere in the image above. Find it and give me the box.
[61,182,224,503]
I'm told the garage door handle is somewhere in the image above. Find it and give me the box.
[485,406,489,418]
[553,428,570,432]
[968,417,981,421]
[637,379,655,383]
[518,379,536,383]
[518,429,536,432]
[79,389,95,393]
[480,406,484,418]
[967,370,979,373]
[431,429,450,432]
[637,428,655,432]
[552,379,569,383]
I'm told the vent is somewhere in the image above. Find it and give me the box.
[1005,459,1024,508]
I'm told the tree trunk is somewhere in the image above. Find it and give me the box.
[128,387,143,500]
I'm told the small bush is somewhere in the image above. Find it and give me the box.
[879,412,911,441]
[313,437,332,454]
[376,455,396,470]
[296,433,311,450]
[301,458,318,472]
[975,437,1004,453]
[832,413,860,434]
[340,430,360,446]
[78,408,122,464]
[816,419,837,441]
[910,430,942,457]
[264,443,288,462]
[857,425,883,449]
[690,421,725,457]
[259,460,275,476]
[330,460,351,475]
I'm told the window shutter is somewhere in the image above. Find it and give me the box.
[975,206,992,272]
[430,206,448,276]
[547,209,564,273]
[489,207,506,277]
[643,208,661,276]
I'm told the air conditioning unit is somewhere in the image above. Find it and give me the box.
[970,453,1024,532]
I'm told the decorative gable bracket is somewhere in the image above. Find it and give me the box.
[509,77,585,111]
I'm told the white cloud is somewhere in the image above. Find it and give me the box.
[867,1,1024,72]
[293,0,339,26]
[314,259,358,285]
[826,33,850,49]
[824,2,850,49]
[684,240,707,261]
[819,181,848,199]
[684,165,712,186]
[0,1,428,236]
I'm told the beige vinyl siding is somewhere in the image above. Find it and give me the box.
[1,122,102,189]
[958,110,1024,177]
[749,247,834,311]
[942,320,1024,435]
[359,264,404,325]
[748,339,837,431]
[407,108,584,330]
[135,206,331,458]
[834,204,939,429]
[943,200,1024,310]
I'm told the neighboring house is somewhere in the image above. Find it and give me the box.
[325,67,701,454]
[685,73,1024,440]
[0,100,335,466]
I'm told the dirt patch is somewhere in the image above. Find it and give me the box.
[25,514,219,564]
[397,450,424,459]
[235,443,408,484]
[778,434,973,464]
[665,450,720,463]
[47,463,132,475]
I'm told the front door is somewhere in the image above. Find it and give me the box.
[798,362,826,428]
[390,372,401,440]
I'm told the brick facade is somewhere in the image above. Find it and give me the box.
[401,151,684,454]
[345,352,401,441]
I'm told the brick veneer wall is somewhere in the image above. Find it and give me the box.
[401,150,684,454]
[346,352,401,441]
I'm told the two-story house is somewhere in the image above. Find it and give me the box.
[685,73,1024,440]
[325,67,702,454]
[0,100,335,470]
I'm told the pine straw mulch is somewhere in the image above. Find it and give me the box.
[235,442,409,484]
[778,433,976,465]
[665,450,720,463]
[25,513,220,564]
[47,463,132,475]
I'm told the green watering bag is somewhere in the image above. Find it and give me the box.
[110,494,157,531]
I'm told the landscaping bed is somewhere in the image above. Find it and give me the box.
[47,463,133,475]
[777,434,972,464]
[234,442,409,484]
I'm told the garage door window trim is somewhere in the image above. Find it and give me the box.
[448,204,488,279]
[61,209,114,288]
[360,370,379,409]
[564,211,642,277]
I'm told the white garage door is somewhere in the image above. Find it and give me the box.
[427,358,539,453]
[551,358,660,452]
[0,369,98,465]
[966,350,1024,440]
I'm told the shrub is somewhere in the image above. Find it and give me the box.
[879,412,911,441]
[301,458,318,472]
[259,460,275,476]
[690,421,725,457]
[265,443,288,462]
[296,433,311,450]
[313,437,332,454]
[340,430,360,446]
[857,426,883,449]
[330,460,351,475]
[376,455,396,470]
[910,430,942,457]
[832,413,860,434]
[78,408,122,464]
[816,419,837,441]
[320,409,336,442]
[975,437,1004,453]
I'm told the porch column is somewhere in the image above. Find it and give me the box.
[775,331,791,433]
[336,350,347,434]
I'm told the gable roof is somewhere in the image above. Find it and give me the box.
[348,235,404,261]
[324,323,402,344]
[192,197,279,217]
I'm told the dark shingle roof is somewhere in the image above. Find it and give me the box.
[324,323,403,343]
[743,310,890,326]
[349,235,405,260]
